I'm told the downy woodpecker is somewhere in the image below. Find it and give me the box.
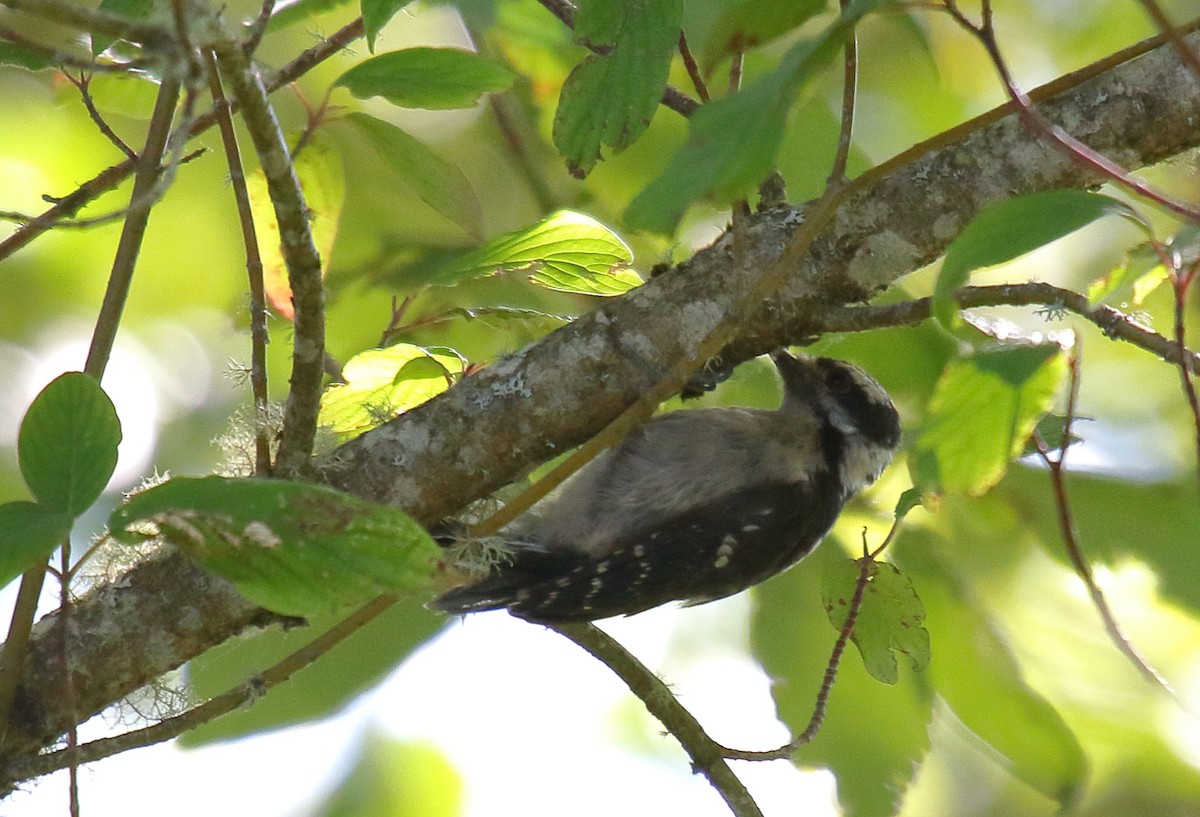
[435,350,901,622]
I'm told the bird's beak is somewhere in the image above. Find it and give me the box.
[770,348,819,395]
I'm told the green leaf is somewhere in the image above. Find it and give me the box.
[823,558,930,684]
[250,133,344,320]
[626,0,886,233]
[552,0,683,177]
[933,190,1149,328]
[755,544,932,817]
[893,486,924,519]
[1086,242,1163,307]
[18,372,122,517]
[1000,466,1200,617]
[267,0,355,32]
[0,502,73,590]
[910,554,1086,807]
[699,0,826,68]
[434,305,573,331]
[315,732,463,817]
[182,597,443,744]
[109,476,441,617]
[430,210,639,294]
[0,40,57,71]
[92,0,156,55]
[320,344,465,441]
[1019,412,1080,457]
[334,47,515,110]
[337,113,483,239]
[362,0,415,52]
[1088,223,1200,308]
[909,344,1067,496]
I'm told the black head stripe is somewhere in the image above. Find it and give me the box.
[816,358,901,449]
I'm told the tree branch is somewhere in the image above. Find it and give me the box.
[3,28,1200,777]
[212,40,325,479]
[552,623,763,817]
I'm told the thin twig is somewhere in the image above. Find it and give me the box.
[1136,0,1200,78]
[207,50,273,476]
[5,594,400,783]
[57,546,79,817]
[213,41,326,480]
[828,0,858,185]
[0,74,184,745]
[1171,262,1200,488]
[1033,352,1176,694]
[84,76,183,376]
[678,31,710,102]
[0,17,367,262]
[812,282,1200,374]
[534,0,699,117]
[727,49,744,95]
[941,0,1200,223]
[243,0,276,56]
[721,551,874,761]
[65,71,137,160]
[552,623,763,817]
[721,513,910,761]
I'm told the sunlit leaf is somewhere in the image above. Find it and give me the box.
[552,0,683,177]
[909,344,1067,496]
[362,0,415,52]
[933,190,1149,329]
[337,112,483,239]
[320,344,465,441]
[18,372,122,517]
[823,558,930,685]
[250,133,344,320]
[1086,243,1163,307]
[429,210,639,294]
[109,476,441,616]
[334,47,515,109]
[0,501,73,590]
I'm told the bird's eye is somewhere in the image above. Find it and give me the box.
[825,367,855,394]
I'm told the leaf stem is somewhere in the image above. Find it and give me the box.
[206,50,273,476]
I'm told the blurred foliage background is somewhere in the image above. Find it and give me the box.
[1,0,1200,816]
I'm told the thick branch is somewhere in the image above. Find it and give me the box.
[3,30,1200,772]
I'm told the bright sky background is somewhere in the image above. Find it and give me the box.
[4,586,842,817]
